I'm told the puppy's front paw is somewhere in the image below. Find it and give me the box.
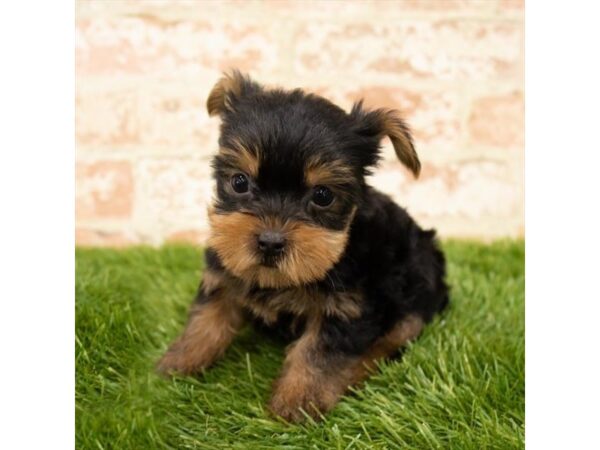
[156,341,210,377]
[269,377,339,422]
[269,389,322,422]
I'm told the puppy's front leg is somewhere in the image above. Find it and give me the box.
[269,318,353,422]
[269,314,424,422]
[157,270,244,376]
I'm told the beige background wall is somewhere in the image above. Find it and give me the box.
[75,0,524,246]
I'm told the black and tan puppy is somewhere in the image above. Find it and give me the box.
[158,71,449,422]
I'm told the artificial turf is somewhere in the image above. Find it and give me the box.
[75,240,524,449]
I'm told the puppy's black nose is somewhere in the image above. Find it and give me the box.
[257,231,286,256]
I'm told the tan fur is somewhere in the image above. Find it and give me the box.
[218,140,261,178]
[366,314,424,361]
[269,317,342,421]
[243,287,364,325]
[278,219,350,286]
[207,211,353,288]
[348,314,424,382]
[380,110,421,177]
[200,269,225,295]
[305,157,355,187]
[269,314,424,421]
[207,211,264,278]
[206,72,245,116]
[157,293,244,375]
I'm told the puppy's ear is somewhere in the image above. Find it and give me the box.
[206,70,262,117]
[350,101,421,178]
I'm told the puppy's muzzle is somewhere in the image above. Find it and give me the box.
[257,230,286,264]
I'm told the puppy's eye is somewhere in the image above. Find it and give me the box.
[231,173,249,193]
[312,186,334,207]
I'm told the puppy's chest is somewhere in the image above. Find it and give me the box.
[226,280,364,325]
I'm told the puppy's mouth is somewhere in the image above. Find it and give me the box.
[259,255,281,268]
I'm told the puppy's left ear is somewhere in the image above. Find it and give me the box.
[350,101,421,178]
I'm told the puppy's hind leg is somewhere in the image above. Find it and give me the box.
[269,314,424,422]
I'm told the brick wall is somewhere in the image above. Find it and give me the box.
[75,0,524,246]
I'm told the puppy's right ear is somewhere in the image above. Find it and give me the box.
[206,70,262,117]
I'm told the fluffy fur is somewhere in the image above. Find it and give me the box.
[158,71,449,422]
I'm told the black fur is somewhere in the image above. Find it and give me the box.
[316,189,448,356]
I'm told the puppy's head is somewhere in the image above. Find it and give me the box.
[206,71,419,288]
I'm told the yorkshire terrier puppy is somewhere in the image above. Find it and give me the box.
[158,71,449,422]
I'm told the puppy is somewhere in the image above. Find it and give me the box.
[158,71,449,422]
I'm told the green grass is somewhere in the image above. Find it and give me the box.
[75,240,524,449]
